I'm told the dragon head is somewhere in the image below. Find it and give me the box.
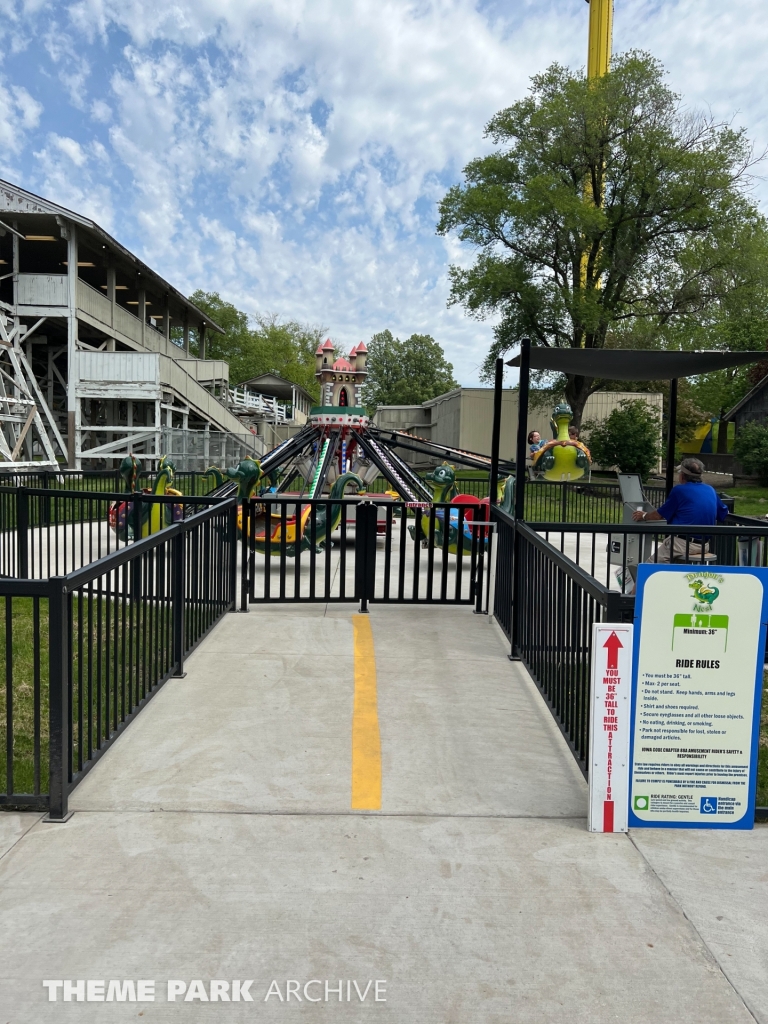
[203,466,225,488]
[227,456,264,499]
[550,401,573,433]
[688,579,719,605]
[155,455,177,493]
[119,454,141,493]
[426,462,456,488]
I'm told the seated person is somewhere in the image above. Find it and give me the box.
[528,430,545,454]
[568,425,580,441]
[631,457,728,562]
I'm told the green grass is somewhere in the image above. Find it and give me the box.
[724,486,768,520]
[0,592,177,797]
[0,597,49,796]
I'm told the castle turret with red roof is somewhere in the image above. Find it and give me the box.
[314,338,368,408]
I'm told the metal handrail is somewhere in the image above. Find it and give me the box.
[63,496,237,590]
[515,521,623,605]
[530,520,768,536]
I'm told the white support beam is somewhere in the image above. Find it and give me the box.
[76,428,157,458]
[60,218,78,467]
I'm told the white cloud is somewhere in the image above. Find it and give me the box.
[0,78,42,178]
[49,134,87,166]
[2,0,767,383]
[90,98,112,123]
[31,134,115,229]
[10,85,42,129]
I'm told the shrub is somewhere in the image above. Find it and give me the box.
[733,421,768,485]
[585,400,661,480]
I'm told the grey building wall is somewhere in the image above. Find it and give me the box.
[373,389,664,470]
[734,388,768,432]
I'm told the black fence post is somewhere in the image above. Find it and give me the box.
[666,377,678,498]
[17,487,29,579]
[604,591,634,624]
[131,495,143,603]
[509,520,521,660]
[473,531,486,614]
[355,501,377,613]
[228,500,238,611]
[172,528,186,677]
[42,471,51,527]
[132,493,142,543]
[47,577,70,820]
[240,500,249,612]
[489,356,503,507]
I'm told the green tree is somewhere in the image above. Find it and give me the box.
[437,52,768,426]
[249,315,323,400]
[733,421,768,485]
[361,330,458,411]
[585,400,661,479]
[187,291,322,401]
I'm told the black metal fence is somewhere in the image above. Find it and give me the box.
[240,496,492,609]
[524,481,666,524]
[0,488,228,579]
[492,509,632,771]
[0,468,223,496]
[263,473,668,524]
[493,509,768,802]
[533,514,768,595]
[1,498,237,816]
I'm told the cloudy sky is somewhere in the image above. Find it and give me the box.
[1,0,766,384]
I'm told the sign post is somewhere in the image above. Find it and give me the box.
[629,564,767,829]
[589,622,633,833]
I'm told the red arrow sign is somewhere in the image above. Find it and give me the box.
[603,631,623,670]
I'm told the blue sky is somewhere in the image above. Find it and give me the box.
[1,0,767,384]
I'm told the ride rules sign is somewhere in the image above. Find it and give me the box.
[629,564,768,829]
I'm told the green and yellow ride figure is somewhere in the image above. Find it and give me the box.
[109,454,184,539]
[228,456,364,557]
[531,403,591,482]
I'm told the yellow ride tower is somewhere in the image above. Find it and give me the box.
[580,0,614,334]
[586,0,613,78]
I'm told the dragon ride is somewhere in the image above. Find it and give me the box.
[410,462,515,555]
[229,456,365,556]
[108,455,184,540]
[530,403,591,482]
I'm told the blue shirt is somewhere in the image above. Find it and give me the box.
[657,481,728,526]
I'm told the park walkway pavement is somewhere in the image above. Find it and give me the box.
[0,602,767,1022]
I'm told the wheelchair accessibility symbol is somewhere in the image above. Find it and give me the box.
[700,797,718,814]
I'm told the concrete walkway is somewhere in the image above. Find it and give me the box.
[0,603,766,1022]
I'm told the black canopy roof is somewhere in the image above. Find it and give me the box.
[505,348,767,380]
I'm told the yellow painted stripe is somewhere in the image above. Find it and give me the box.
[351,615,381,810]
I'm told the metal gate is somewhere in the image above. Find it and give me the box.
[239,496,492,609]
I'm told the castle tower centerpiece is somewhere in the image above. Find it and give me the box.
[311,339,369,426]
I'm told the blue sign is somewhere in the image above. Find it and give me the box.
[629,564,767,829]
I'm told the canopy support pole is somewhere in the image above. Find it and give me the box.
[489,358,503,505]
[666,377,678,498]
[514,338,530,520]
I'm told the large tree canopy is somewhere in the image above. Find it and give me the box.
[187,291,322,401]
[361,330,458,411]
[437,52,768,425]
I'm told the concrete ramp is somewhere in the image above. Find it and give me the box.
[0,604,764,1022]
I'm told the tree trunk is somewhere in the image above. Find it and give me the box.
[564,375,595,429]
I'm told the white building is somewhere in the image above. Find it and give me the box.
[0,178,264,469]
